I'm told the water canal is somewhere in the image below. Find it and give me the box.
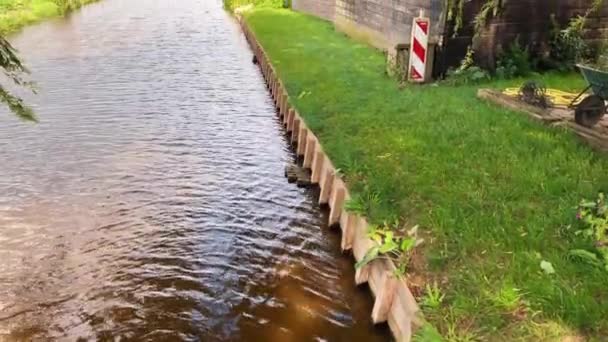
[0,0,390,340]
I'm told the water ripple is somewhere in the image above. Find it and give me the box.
[0,0,389,340]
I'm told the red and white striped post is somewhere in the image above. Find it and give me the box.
[408,10,430,83]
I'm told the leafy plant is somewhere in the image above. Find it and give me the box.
[491,285,522,311]
[446,0,504,37]
[548,0,604,70]
[472,0,504,36]
[548,15,589,71]
[445,0,465,36]
[574,192,608,271]
[355,222,423,278]
[421,282,445,309]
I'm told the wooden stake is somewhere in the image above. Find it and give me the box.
[291,118,300,144]
[287,109,295,131]
[297,127,308,156]
[371,271,398,323]
[303,136,315,168]
[340,212,355,251]
[328,185,345,225]
[355,264,370,285]
[310,150,324,183]
[319,167,334,205]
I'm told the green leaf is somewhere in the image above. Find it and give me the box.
[370,233,383,244]
[579,200,597,208]
[379,240,398,254]
[385,231,394,244]
[401,238,415,252]
[540,260,555,275]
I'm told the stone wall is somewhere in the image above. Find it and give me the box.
[292,0,335,21]
[334,0,446,50]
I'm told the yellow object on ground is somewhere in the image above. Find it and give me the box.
[503,88,581,108]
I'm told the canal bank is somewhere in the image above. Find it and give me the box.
[241,19,424,342]
[240,18,425,342]
[0,0,390,340]
[240,8,608,341]
[0,0,100,35]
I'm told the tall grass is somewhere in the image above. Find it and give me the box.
[245,9,608,341]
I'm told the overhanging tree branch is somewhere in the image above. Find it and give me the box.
[0,36,37,122]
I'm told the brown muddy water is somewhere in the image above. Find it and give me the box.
[0,0,390,340]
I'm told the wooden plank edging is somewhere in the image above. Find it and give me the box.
[239,16,422,342]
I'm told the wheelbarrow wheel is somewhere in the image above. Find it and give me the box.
[575,95,606,127]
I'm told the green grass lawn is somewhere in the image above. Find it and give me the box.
[245,9,608,341]
[0,0,97,35]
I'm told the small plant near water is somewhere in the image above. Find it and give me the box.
[355,221,423,278]
[344,189,381,218]
[421,282,445,309]
[571,193,608,271]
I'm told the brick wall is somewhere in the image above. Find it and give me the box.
[292,0,335,21]
[441,0,608,71]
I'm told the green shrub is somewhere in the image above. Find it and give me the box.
[496,38,533,78]
[548,15,592,71]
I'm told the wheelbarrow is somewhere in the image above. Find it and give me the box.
[570,64,608,127]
